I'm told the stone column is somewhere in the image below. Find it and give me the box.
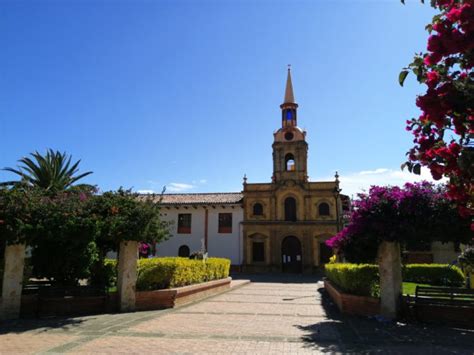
[117,240,138,312]
[1,243,26,320]
[378,241,402,319]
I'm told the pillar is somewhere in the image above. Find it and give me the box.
[117,240,138,312]
[1,243,26,320]
[378,241,402,319]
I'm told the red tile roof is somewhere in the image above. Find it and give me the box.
[146,192,243,205]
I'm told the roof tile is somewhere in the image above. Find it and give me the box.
[144,192,243,205]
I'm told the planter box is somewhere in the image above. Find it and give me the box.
[15,277,231,318]
[136,277,232,311]
[324,279,380,317]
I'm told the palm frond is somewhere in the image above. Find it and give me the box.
[1,149,94,192]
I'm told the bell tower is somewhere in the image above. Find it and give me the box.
[272,66,308,183]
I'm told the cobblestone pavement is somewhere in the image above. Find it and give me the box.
[0,274,473,354]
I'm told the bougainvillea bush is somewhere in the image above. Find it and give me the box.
[399,0,474,230]
[0,187,171,286]
[326,182,471,263]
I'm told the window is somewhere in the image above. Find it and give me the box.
[318,203,330,216]
[177,213,191,234]
[218,213,232,233]
[285,153,295,171]
[252,242,265,262]
[284,197,297,221]
[178,245,190,257]
[253,203,263,216]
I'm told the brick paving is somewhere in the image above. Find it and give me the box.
[0,274,473,354]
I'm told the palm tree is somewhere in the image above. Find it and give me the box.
[1,149,93,192]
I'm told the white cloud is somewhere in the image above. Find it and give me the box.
[323,167,446,198]
[192,179,208,185]
[359,168,389,175]
[166,182,196,192]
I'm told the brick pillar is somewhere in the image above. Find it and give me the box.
[117,240,138,312]
[1,243,26,320]
[378,241,402,319]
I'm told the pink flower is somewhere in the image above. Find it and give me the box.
[426,71,440,87]
[423,52,442,66]
[447,7,462,22]
[427,35,443,52]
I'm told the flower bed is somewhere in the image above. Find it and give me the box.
[17,257,232,318]
[135,277,232,311]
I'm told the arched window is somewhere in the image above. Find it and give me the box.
[285,153,295,171]
[284,197,297,221]
[318,202,330,216]
[178,245,190,257]
[253,203,263,216]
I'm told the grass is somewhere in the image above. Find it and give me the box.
[402,282,432,295]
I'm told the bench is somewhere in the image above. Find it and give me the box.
[413,286,474,325]
[35,286,109,317]
[415,286,474,307]
[22,280,54,295]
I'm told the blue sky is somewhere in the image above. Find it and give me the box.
[0,0,439,197]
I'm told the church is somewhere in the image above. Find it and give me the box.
[155,68,346,273]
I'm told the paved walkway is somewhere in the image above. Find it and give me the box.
[0,275,473,354]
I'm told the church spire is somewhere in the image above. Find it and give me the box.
[284,65,295,104]
[280,65,298,128]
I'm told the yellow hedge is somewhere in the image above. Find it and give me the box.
[325,263,379,297]
[325,263,466,297]
[136,257,230,291]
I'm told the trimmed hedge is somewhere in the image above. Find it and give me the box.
[104,258,118,288]
[402,264,465,287]
[136,257,230,291]
[325,263,466,297]
[325,263,379,297]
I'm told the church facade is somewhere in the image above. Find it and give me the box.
[241,69,342,273]
[155,69,344,273]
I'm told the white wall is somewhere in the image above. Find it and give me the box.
[431,242,459,264]
[155,204,243,265]
[208,206,243,265]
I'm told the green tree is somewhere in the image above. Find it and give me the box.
[1,149,93,192]
[87,189,172,287]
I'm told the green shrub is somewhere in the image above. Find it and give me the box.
[136,257,230,291]
[325,263,379,297]
[402,264,465,287]
[325,263,466,297]
[103,258,117,288]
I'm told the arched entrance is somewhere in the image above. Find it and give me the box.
[281,236,302,273]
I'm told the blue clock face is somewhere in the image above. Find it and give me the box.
[286,110,293,120]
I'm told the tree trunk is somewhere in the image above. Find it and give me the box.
[117,240,138,312]
[1,243,26,320]
[378,241,402,320]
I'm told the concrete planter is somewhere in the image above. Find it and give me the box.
[324,279,381,317]
[136,277,232,311]
[15,277,232,318]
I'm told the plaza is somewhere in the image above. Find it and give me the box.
[1,275,473,354]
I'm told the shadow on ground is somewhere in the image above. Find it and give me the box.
[0,316,88,334]
[295,286,474,353]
